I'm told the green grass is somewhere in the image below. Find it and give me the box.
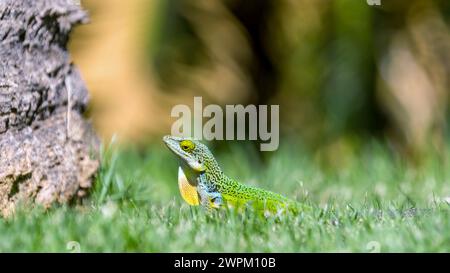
[0,139,449,252]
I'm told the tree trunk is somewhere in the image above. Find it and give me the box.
[0,0,99,217]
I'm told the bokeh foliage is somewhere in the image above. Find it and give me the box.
[144,0,450,157]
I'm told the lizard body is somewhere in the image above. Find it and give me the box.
[163,135,301,214]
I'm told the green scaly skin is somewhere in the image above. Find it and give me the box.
[163,135,304,214]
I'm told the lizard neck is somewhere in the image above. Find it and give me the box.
[179,157,225,184]
[179,151,237,196]
[201,156,232,187]
[179,160,200,184]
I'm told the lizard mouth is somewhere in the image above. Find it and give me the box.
[163,135,193,164]
[163,135,206,172]
[163,135,183,156]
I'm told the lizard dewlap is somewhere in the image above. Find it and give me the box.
[163,135,303,214]
[178,167,200,205]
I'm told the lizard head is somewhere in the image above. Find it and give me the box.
[163,135,217,173]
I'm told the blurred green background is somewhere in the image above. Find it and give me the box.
[70,0,450,163]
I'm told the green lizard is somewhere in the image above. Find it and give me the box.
[163,135,303,214]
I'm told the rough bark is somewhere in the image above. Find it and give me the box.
[0,0,99,216]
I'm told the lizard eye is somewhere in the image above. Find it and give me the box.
[180,140,195,152]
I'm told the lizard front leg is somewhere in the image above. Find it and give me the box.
[197,174,223,211]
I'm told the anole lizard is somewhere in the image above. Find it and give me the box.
[163,135,305,214]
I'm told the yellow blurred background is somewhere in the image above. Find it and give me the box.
[69,0,450,159]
